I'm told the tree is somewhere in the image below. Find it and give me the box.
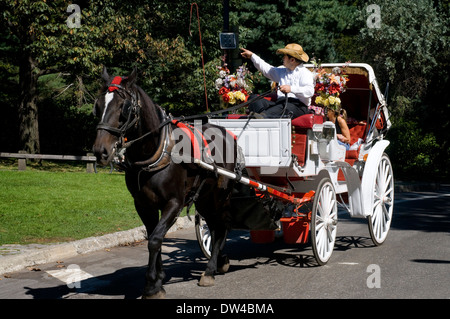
[358,0,450,180]
[1,1,225,154]
[2,1,118,153]
[358,0,447,114]
[233,0,361,65]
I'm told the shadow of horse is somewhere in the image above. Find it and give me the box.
[23,233,375,299]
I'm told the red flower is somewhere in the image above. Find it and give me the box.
[218,86,230,96]
[315,82,325,92]
[222,93,230,102]
[328,83,341,95]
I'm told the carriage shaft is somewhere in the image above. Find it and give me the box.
[194,158,314,206]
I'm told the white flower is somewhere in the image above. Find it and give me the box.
[236,78,246,89]
[219,70,227,78]
[215,78,223,89]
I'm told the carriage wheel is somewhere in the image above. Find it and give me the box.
[195,211,212,259]
[368,154,394,246]
[311,177,338,266]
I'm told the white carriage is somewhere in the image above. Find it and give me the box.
[196,63,394,265]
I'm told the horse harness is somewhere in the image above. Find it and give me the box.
[96,76,276,177]
[96,76,223,175]
[96,76,175,173]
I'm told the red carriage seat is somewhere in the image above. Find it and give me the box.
[291,113,323,166]
[345,122,366,160]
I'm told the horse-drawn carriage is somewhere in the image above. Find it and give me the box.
[93,62,393,298]
[196,63,394,265]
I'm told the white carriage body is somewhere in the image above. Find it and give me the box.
[209,63,392,219]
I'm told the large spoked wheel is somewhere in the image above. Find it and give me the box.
[311,177,338,266]
[368,153,394,246]
[195,211,212,259]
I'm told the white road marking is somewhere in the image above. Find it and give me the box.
[46,265,94,286]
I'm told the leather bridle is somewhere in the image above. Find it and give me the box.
[96,83,141,140]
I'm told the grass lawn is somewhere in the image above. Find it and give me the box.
[0,167,143,245]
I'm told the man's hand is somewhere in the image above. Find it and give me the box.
[240,48,253,59]
[279,85,291,94]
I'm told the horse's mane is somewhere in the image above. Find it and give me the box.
[134,85,165,127]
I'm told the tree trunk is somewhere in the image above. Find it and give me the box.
[18,53,40,154]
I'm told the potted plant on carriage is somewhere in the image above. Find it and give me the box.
[215,61,255,112]
[310,59,350,115]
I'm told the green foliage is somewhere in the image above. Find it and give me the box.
[358,0,448,104]
[234,0,361,64]
[387,118,440,181]
[0,0,449,180]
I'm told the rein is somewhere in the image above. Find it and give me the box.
[96,81,276,171]
[121,87,277,149]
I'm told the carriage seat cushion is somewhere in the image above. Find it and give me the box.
[345,123,367,159]
[291,113,323,129]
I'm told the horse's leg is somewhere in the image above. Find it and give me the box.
[197,191,232,286]
[142,198,183,298]
[133,202,163,298]
[198,220,228,287]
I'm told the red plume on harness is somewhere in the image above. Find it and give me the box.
[108,76,126,92]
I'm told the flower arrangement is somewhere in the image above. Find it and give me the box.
[215,62,254,105]
[312,59,350,111]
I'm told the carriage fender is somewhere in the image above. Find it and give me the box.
[361,140,390,217]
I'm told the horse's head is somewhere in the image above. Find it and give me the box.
[92,67,140,166]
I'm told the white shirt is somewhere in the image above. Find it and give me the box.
[251,54,315,106]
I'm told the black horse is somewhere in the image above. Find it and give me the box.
[92,67,237,298]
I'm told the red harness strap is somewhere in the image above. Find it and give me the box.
[171,120,203,160]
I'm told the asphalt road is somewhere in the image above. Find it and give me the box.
[1,187,449,301]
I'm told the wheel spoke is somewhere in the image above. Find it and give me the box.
[312,180,337,264]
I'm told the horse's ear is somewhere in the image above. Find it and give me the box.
[126,67,138,87]
[102,66,110,83]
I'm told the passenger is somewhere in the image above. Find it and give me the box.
[240,44,314,119]
[326,105,351,150]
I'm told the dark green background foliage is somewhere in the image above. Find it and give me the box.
[1,0,449,181]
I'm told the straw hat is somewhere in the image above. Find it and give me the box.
[276,43,309,62]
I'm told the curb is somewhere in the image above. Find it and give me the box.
[0,215,195,276]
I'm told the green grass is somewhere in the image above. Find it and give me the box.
[0,160,194,245]
[0,168,144,245]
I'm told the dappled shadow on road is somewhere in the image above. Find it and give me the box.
[23,230,381,299]
[334,190,450,234]
[411,259,450,264]
[392,192,450,233]
[24,266,147,299]
[23,237,204,299]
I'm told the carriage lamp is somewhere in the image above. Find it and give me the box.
[219,32,237,49]
[322,122,336,141]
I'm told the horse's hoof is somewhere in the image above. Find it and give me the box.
[198,273,215,287]
[217,256,230,273]
[142,289,166,299]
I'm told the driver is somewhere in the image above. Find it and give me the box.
[241,43,314,118]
